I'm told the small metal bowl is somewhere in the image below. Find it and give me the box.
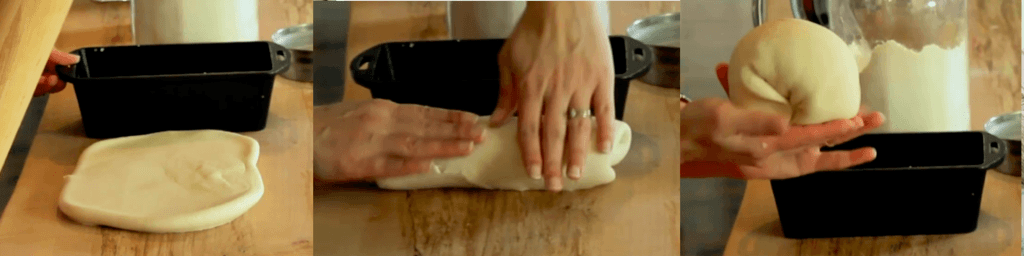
[272,23,313,82]
[626,12,680,89]
[984,111,1021,176]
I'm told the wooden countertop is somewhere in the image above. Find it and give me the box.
[0,0,314,254]
[723,0,1022,255]
[316,80,680,256]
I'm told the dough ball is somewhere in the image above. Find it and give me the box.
[376,117,632,191]
[59,130,264,233]
[727,18,861,125]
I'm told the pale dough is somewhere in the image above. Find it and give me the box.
[58,130,264,233]
[376,117,632,191]
[727,18,861,125]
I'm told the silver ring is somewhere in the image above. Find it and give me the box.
[568,108,592,119]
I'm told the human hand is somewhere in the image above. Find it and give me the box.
[313,99,487,183]
[490,1,615,192]
[36,49,80,97]
[679,63,885,180]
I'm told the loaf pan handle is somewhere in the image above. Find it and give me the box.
[350,44,383,90]
[268,42,292,75]
[618,36,654,80]
[55,48,87,83]
[981,131,1007,170]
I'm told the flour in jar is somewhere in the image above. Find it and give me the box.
[852,40,971,133]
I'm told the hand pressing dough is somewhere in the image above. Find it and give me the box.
[376,117,632,191]
[728,18,861,125]
[58,130,264,233]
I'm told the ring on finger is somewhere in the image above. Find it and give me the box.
[567,108,592,119]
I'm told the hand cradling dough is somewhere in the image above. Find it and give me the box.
[728,18,861,125]
[59,130,264,233]
[376,117,632,191]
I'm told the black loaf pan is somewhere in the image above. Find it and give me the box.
[771,131,1007,238]
[349,36,654,120]
[57,41,291,139]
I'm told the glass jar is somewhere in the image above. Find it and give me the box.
[755,0,971,133]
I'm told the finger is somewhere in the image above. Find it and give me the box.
[34,76,50,97]
[715,134,773,165]
[592,76,616,153]
[774,118,861,150]
[827,111,886,146]
[727,108,789,136]
[715,62,729,96]
[398,119,485,141]
[517,80,545,181]
[565,93,593,180]
[395,104,478,125]
[383,134,475,158]
[541,91,570,192]
[49,49,81,65]
[374,157,433,178]
[813,147,877,171]
[491,63,517,126]
[49,79,67,94]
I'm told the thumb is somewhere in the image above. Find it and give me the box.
[490,63,517,126]
[715,63,729,96]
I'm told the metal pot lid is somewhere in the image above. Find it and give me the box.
[984,111,1021,141]
[626,12,679,49]
[272,23,313,52]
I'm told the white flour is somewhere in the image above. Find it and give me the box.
[853,40,971,133]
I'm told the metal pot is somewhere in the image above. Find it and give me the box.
[626,12,680,89]
[984,111,1021,176]
[272,23,314,82]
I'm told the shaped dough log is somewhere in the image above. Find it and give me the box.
[376,117,632,191]
[59,130,264,233]
[728,18,860,125]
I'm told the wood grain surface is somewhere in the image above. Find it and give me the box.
[722,0,1022,255]
[0,0,314,255]
[0,0,74,175]
[316,78,680,256]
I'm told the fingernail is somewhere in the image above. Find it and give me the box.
[477,128,487,141]
[70,54,81,63]
[547,178,563,192]
[569,166,581,179]
[470,126,485,138]
[461,141,474,152]
[48,76,57,86]
[529,165,542,179]
[602,141,612,153]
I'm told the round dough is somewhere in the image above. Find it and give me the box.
[376,117,632,191]
[727,18,861,125]
[58,130,264,233]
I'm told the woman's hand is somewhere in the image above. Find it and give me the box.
[36,49,80,97]
[679,63,885,180]
[491,1,615,192]
[314,99,486,183]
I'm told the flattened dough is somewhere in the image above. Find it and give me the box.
[728,18,861,125]
[377,117,632,191]
[59,130,264,233]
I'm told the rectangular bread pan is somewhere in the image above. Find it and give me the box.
[348,36,654,120]
[56,41,291,139]
[770,131,1006,238]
